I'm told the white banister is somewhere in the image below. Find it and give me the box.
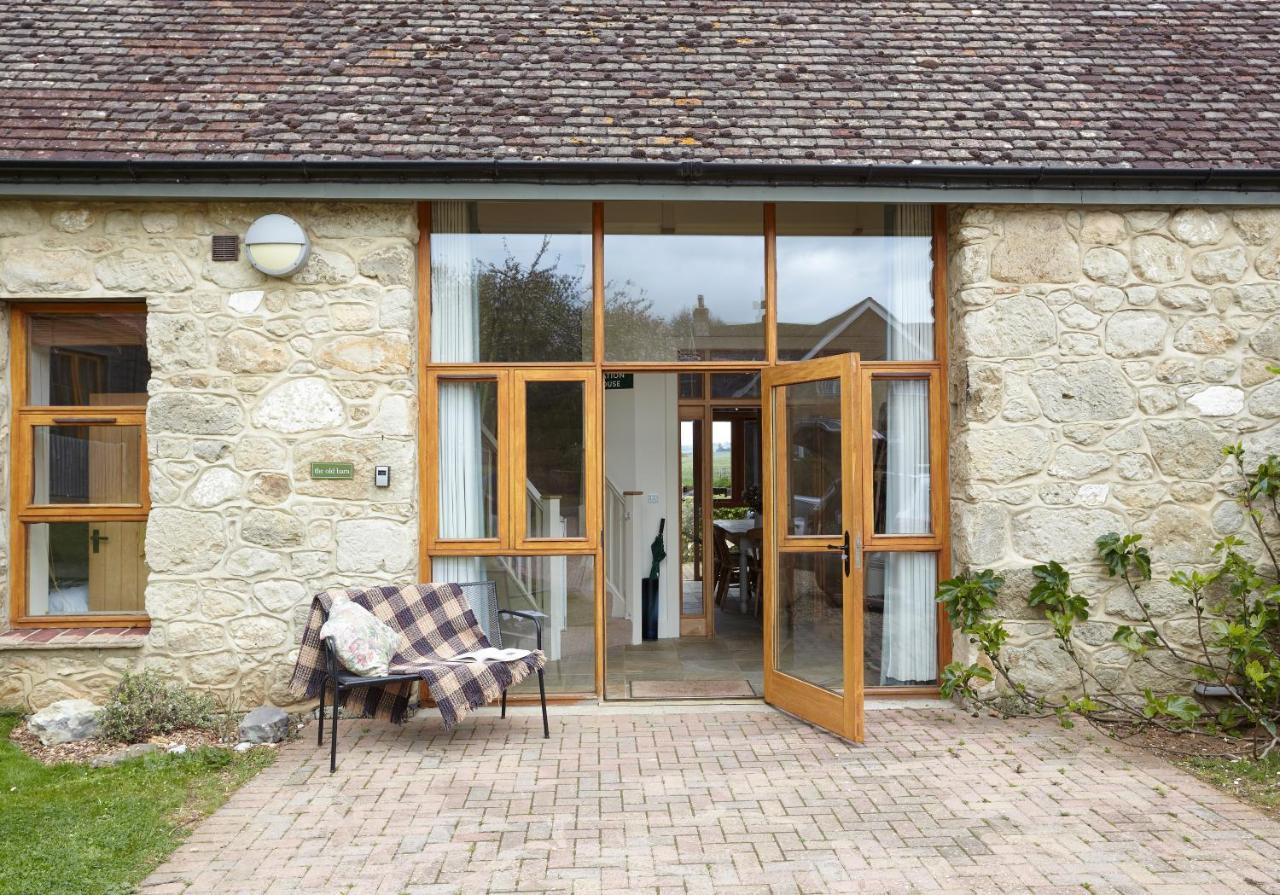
[625,491,647,646]
[604,480,630,618]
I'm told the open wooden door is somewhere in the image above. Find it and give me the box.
[761,354,865,741]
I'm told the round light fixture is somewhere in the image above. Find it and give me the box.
[243,214,311,276]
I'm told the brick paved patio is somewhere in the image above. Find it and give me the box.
[140,701,1280,895]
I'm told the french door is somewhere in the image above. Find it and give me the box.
[761,354,865,741]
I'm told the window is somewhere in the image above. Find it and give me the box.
[427,370,597,550]
[431,201,594,363]
[11,306,150,625]
[776,204,934,362]
[604,202,765,362]
[861,369,945,688]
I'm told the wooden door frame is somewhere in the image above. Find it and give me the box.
[761,353,865,741]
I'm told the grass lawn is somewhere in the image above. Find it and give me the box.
[0,712,275,895]
[1176,752,1280,819]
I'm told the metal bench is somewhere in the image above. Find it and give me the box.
[316,581,550,772]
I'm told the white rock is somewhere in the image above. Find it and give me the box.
[335,519,415,573]
[28,699,102,746]
[228,290,265,314]
[1077,484,1110,507]
[189,467,244,508]
[1131,234,1185,283]
[251,377,345,433]
[1186,386,1244,417]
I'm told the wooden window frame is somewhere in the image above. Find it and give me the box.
[417,202,951,698]
[423,368,600,556]
[9,303,150,629]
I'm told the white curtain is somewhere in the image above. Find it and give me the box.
[431,201,484,584]
[880,205,937,685]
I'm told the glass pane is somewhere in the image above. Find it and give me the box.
[710,372,760,399]
[431,554,596,694]
[27,313,149,405]
[431,201,593,363]
[32,425,142,505]
[437,380,500,539]
[26,521,146,616]
[525,380,585,539]
[680,419,703,618]
[775,551,844,693]
[711,419,732,500]
[784,378,843,536]
[871,379,931,535]
[776,204,933,362]
[604,202,765,362]
[678,373,703,399]
[865,552,938,686]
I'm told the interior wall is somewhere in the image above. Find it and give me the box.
[604,373,682,640]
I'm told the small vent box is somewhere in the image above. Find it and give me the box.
[211,235,239,262]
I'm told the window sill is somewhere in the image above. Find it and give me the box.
[0,626,149,651]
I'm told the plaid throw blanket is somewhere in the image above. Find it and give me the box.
[289,582,546,728]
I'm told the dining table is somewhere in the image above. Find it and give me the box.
[714,517,763,613]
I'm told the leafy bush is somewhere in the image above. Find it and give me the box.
[99,671,218,744]
[939,442,1280,758]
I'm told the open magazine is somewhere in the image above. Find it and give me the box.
[446,646,532,665]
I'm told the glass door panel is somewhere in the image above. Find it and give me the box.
[432,375,504,545]
[513,370,598,548]
[762,354,864,742]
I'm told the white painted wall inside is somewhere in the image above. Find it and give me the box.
[604,373,681,640]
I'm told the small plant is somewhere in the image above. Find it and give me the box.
[99,671,218,743]
[939,441,1280,759]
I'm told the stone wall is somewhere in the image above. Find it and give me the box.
[0,200,419,709]
[948,205,1280,697]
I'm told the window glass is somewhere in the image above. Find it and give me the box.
[784,378,843,537]
[776,204,933,362]
[525,380,586,538]
[431,201,593,363]
[32,425,143,505]
[871,379,931,535]
[678,373,703,400]
[430,554,596,693]
[710,372,760,399]
[26,521,146,616]
[604,202,764,362]
[437,379,500,539]
[27,313,149,405]
[775,551,844,693]
[864,551,938,686]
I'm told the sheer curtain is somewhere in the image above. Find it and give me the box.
[880,205,937,685]
[431,200,484,585]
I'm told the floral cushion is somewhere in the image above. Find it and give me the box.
[319,599,403,677]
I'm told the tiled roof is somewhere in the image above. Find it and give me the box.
[1,1,1278,169]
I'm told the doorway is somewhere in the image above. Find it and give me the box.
[603,372,765,699]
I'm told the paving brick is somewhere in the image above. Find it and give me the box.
[137,703,1280,895]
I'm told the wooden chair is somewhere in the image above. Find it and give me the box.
[742,527,764,616]
[712,524,740,608]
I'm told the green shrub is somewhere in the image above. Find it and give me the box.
[99,671,218,744]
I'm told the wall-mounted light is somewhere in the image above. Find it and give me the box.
[243,214,310,277]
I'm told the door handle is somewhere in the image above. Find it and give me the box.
[91,529,109,553]
[825,530,852,576]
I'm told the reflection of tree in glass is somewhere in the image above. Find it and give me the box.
[475,238,591,362]
[605,281,741,361]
